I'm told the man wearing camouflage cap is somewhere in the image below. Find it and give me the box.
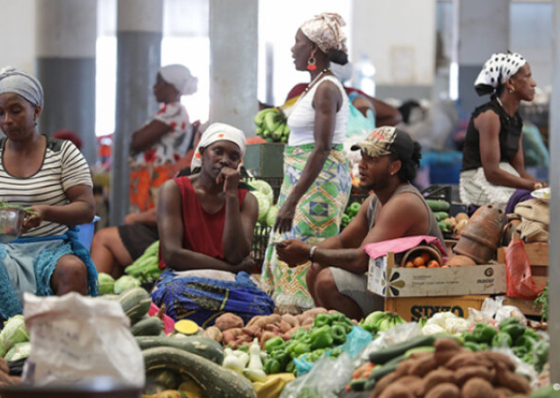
[276,126,444,319]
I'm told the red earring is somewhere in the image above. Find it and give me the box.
[307,56,317,71]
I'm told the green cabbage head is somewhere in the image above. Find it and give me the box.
[0,315,29,356]
[249,179,274,203]
[98,272,116,295]
[252,191,271,224]
[114,275,141,294]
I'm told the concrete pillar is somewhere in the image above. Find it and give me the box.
[453,0,509,114]
[548,0,560,384]
[109,0,163,226]
[209,0,258,135]
[35,0,97,164]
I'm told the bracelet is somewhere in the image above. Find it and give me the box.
[309,246,318,262]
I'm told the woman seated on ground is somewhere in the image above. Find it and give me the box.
[151,123,275,326]
[0,68,98,321]
[460,52,546,212]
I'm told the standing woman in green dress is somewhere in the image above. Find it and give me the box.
[261,13,351,314]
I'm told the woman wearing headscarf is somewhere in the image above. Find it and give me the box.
[261,13,352,314]
[129,64,198,213]
[0,68,98,320]
[459,52,545,211]
[151,123,274,325]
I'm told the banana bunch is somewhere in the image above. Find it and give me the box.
[253,108,290,143]
[360,311,407,334]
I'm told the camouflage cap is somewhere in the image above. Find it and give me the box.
[351,126,414,161]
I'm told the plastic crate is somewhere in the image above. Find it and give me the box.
[251,224,271,269]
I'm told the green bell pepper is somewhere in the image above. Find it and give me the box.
[501,323,526,341]
[310,325,334,350]
[491,331,513,348]
[313,313,332,328]
[523,327,539,341]
[289,341,311,358]
[463,341,482,352]
[472,323,498,344]
[533,339,549,372]
[462,331,479,343]
[264,336,286,352]
[331,324,347,345]
[263,357,282,374]
[512,345,528,358]
[291,328,308,341]
[514,335,537,352]
[285,360,296,374]
[306,348,327,363]
[498,316,522,329]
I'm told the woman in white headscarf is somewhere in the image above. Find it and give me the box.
[151,123,274,325]
[0,68,98,321]
[129,64,198,213]
[459,52,545,211]
[261,13,352,314]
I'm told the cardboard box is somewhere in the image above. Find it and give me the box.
[367,252,507,298]
[385,295,490,322]
[497,243,548,286]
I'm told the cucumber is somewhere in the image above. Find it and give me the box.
[426,199,450,212]
[131,316,163,336]
[118,287,151,322]
[368,335,436,365]
[433,211,449,221]
[136,335,224,365]
[349,378,367,391]
[142,346,256,398]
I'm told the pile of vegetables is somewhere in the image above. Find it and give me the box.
[426,199,469,236]
[98,273,142,295]
[253,108,290,143]
[360,311,406,334]
[341,202,361,230]
[124,240,161,282]
[248,179,278,227]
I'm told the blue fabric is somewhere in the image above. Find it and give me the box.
[151,268,275,328]
[0,227,99,320]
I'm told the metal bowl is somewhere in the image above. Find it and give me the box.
[0,207,25,243]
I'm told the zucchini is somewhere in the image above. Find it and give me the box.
[118,287,151,322]
[426,199,450,212]
[368,335,436,365]
[142,346,256,398]
[136,335,224,365]
[131,316,164,336]
[433,211,449,221]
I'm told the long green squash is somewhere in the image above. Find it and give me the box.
[142,346,256,398]
[117,287,151,322]
[131,316,163,336]
[136,335,224,365]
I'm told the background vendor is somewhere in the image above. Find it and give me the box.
[276,127,444,320]
[459,52,545,212]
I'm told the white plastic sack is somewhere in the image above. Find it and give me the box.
[22,292,145,387]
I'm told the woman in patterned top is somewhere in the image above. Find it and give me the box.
[129,64,198,213]
[0,68,98,320]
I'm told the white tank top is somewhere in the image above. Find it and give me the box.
[287,75,349,146]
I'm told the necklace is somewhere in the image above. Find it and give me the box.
[303,68,331,96]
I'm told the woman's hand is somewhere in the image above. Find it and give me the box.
[21,205,48,233]
[217,166,241,194]
[274,198,297,233]
[276,239,310,267]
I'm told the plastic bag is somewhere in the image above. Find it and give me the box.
[280,352,352,398]
[22,292,145,387]
[505,240,545,300]
[468,296,526,324]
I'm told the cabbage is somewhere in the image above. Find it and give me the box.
[114,275,141,294]
[252,191,271,224]
[0,315,29,356]
[249,180,274,203]
[265,205,278,227]
[4,341,31,361]
[98,272,115,295]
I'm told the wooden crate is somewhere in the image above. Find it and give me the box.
[385,295,490,322]
[497,242,548,286]
[502,297,542,317]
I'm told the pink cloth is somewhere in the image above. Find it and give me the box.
[363,235,448,261]
[148,302,175,335]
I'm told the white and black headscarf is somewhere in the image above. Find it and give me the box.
[474,52,526,96]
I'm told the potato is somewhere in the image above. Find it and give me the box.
[494,363,531,394]
[214,313,244,331]
[446,352,492,371]
[422,368,457,395]
[434,338,464,366]
[408,354,438,378]
[202,326,223,343]
[478,352,516,372]
[425,382,461,398]
[281,313,299,328]
[371,372,402,398]
[494,386,516,397]
[455,365,496,386]
[395,358,416,377]
[461,377,496,398]
[377,383,415,398]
